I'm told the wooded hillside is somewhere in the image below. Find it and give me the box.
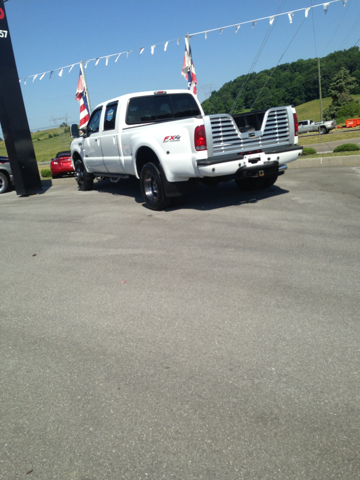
[201,47,360,114]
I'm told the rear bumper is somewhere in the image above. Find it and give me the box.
[197,145,302,167]
[50,163,74,175]
[196,145,302,177]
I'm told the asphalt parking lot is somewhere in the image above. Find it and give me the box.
[1,166,360,480]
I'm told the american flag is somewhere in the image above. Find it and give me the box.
[75,70,90,127]
[181,37,197,95]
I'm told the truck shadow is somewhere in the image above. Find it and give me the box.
[171,182,289,211]
[93,177,289,211]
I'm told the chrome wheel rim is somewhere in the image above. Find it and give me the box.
[144,172,158,206]
[75,165,84,186]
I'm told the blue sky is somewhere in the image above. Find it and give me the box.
[2,0,360,133]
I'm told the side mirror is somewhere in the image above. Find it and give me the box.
[70,124,80,138]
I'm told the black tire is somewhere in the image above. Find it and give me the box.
[235,177,265,191]
[0,171,10,194]
[320,126,327,134]
[263,173,278,188]
[140,163,171,211]
[75,160,93,191]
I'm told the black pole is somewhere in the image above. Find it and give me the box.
[0,0,42,196]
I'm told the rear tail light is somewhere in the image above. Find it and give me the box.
[293,113,298,136]
[194,125,207,151]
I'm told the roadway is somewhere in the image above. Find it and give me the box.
[1,167,360,479]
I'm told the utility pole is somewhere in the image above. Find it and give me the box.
[318,58,323,142]
[318,58,323,121]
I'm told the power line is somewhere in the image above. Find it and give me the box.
[251,15,306,109]
[311,0,318,58]
[321,0,352,56]
[339,12,360,49]
[229,0,288,114]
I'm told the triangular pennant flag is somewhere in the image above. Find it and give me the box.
[205,31,208,39]
[177,38,181,46]
[288,12,294,24]
[126,51,131,59]
[106,56,109,66]
[235,24,240,33]
[151,45,155,55]
[40,73,45,80]
[252,20,257,28]
[219,28,224,34]
[115,53,121,62]
[24,77,28,85]
[323,3,329,14]
[139,47,144,55]
[32,74,38,82]
[269,16,275,25]
[95,58,100,66]
[19,79,21,83]
[68,64,74,73]
[58,68,63,77]
[49,71,53,79]
[305,7,311,18]
[164,41,169,51]
[85,60,90,68]
[342,0,347,5]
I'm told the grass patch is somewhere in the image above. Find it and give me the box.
[333,143,360,152]
[295,95,360,122]
[298,129,360,146]
[0,127,72,162]
[302,147,317,156]
[40,169,52,178]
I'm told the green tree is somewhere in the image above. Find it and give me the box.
[323,67,357,120]
[336,101,360,119]
[201,47,360,114]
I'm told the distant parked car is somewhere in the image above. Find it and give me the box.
[298,119,336,135]
[50,151,74,178]
[0,156,13,194]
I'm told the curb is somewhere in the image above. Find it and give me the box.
[288,155,360,169]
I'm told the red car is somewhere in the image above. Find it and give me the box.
[50,151,74,178]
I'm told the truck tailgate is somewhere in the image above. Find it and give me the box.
[204,106,294,158]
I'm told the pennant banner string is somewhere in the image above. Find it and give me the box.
[188,0,341,37]
[18,0,344,83]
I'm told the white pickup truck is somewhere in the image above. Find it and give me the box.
[70,89,302,210]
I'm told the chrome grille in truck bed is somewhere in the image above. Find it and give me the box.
[207,108,290,156]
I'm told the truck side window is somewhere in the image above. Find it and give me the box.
[87,108,102,135]
[104,102,118,131]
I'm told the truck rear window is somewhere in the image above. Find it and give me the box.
[126,94,201,125]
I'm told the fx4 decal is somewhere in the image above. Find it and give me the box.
[163,135,181,142]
